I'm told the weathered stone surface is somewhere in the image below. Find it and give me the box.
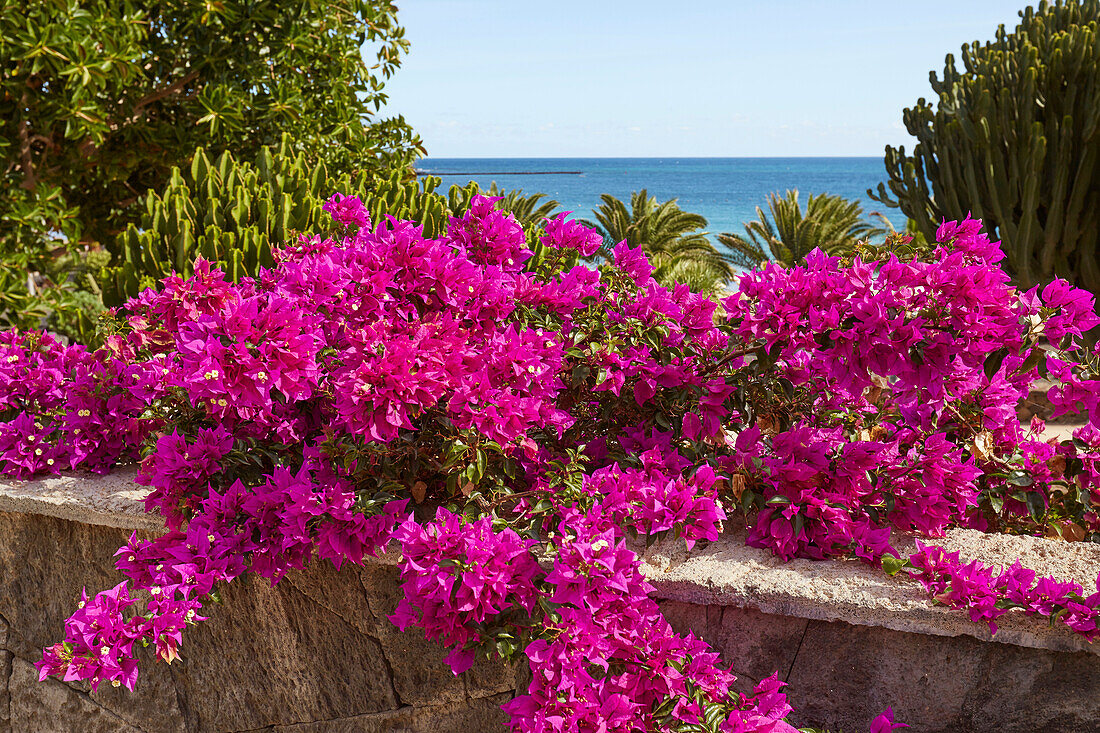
[7,469,1100,654]
[9,657,141,733]
[782,620,1100,733]
[786,620,984,731]
[954,642,1100,732]
[0,512,185,733]
[357,562,519,708]
[0,512,149,660]
[0,614,8,733]
[0,467,157,531]
[641,528,1100,654]
[163,568,398,731]
[660,601,808,696]
[0,509,516,732]
[261,692,513,732]
[1,649,11,733]
[5,469,1100,732]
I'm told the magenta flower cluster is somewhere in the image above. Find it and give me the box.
[907,542,1100,638]
[0,330,164,476]
[7,190,1100,732]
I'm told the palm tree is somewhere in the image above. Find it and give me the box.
[581,190,733,294]
[718,189,888,270]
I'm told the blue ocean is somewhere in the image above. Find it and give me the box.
[416,158,909,246]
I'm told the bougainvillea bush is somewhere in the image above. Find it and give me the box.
[6,194,1100,732]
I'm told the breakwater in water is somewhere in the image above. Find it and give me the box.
[417,157,910,244]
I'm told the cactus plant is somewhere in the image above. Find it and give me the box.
[101,136,448,305]
[99,141,575,306]
[871,0,1100,292]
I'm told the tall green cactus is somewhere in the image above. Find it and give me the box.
[871,0,1100,292]
[101,135,449,305]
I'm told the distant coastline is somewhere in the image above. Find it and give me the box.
[415,157,907,242]
[414,169,583,176]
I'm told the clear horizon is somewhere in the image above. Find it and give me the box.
[418,155,889,160]
[382,0,1034,158]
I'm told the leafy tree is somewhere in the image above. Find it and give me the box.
[582,190,733,294]
[718,190,886,269]
[870,0,1100,292]
[1,0,421,338]
[0,247,107,343]
[1,0,421,250]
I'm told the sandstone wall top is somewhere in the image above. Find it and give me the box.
[4,469,1098,655]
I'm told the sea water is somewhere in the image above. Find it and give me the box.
[417,157,909,246]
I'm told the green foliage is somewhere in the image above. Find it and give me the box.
[101,136,448,305]
[581,190,734,295]
[1,0,420,247]
[1,0,421,336]
[718,190,887,269]
[101,152,572,309]
[0,248,108,344]
[871,0,1100,292]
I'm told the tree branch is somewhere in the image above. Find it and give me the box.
[17,90,36,191]
[129,69,200,118]
[77,69,202,159]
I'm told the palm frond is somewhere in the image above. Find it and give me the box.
[717,189,888,269]
[584,191,731,293]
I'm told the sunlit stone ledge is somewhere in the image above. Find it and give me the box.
[3,468,1098,655]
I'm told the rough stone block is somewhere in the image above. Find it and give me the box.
[783,619,1100,733]
[0,509,519,732]
[357,562,518,708]
[5,468,1100,733]
[9,657,141,733]
[265,693,513,732]
[1,650,11,733]
[661,601,808,695]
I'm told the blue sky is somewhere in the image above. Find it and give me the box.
[380,0,1032,158]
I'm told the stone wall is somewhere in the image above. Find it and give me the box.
[0,510,520,733]
[1,472,1099,732]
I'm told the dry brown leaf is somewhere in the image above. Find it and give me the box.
[1062,521,1086,542]
[728,474,746,501]
[1047,454,1067,479]
[971,431,994,462]
[410,481,427,504]
[864,374,890,404]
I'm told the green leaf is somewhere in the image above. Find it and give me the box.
[475,449,487,480]
[778,377,795,400]
[983,346,1010,379]
[881,555,909,576]
[792,512,805,538]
